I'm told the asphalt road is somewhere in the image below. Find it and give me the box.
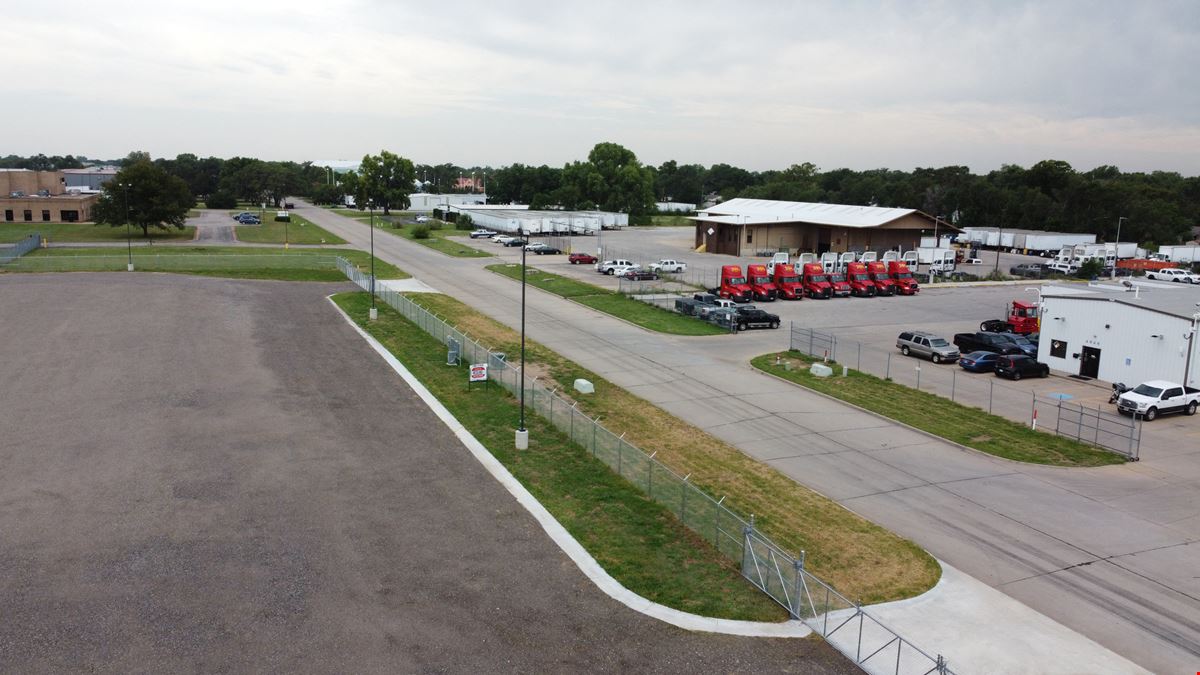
[296,203,1200,673]
[0,273,854,674]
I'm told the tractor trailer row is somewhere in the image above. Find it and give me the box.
[710,260,919,302]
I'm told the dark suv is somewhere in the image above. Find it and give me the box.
[994,355,1049,380]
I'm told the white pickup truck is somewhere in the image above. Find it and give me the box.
[1146,268,1200,283]
[596,259,639,275]
[649,259,687,273]
[1116,380,1200,420]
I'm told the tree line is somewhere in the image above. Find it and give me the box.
[7,145,1197,246]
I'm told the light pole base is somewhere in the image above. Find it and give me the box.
[515,428,529,450]
[127,263,134,272]
[369,307,378,321]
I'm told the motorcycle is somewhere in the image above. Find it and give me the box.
[1109,382,1129,404]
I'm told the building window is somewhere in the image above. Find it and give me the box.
[746,230,753,244]
[23,209,33,221]
[61,210,79,222]
[42,210,51,222]
[1051,339,1067,359]
[4,210,11,222]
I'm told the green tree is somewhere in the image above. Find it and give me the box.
[358,151,416,214]
[92,161,194,237]
[559,142,655,214]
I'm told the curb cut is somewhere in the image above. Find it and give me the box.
[328,296,810,638]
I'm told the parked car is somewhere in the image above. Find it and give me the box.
[621,269,659,281]
[649,259,687,273]
[491,234,512,243]
[469,229,498,238]
[957,350,1001,373]
[502,238,528,247]
[896,331,960,364]
[415,215,430,223]
[1009,263,1044,277]
[531,244,562,255]
[236,214,261,224]
[1146,268,1200,283]
[731,306,781,331]
[994,355,1049,380]
[953,331,1036,357]
[232,211,255,220]
[569,252,598,265]
[284,202,295,209]
[1116,380,1200,420]
[596,259,638,275]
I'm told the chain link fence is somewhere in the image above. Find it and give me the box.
[789,325,1140,459]
[0,234,43,264]
[340,258,958,674]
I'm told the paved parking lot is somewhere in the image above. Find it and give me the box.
[0,273,854,674]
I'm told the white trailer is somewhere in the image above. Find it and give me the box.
[916,247,955,265]
[1159,245,1200,263]
[920,235,955,248]
[1018,232,1096,253]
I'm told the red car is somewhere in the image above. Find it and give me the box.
[569,252,598,265]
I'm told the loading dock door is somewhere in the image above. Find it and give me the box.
[1080,346,1101,379]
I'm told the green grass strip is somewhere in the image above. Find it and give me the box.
[753,352,1125,467]
[332,291,786,621]
[1,222,195,244]
[229,212,346,245]
[486,264,728,336]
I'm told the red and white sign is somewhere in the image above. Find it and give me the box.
[469,363,488,382]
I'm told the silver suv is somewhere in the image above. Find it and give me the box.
[896,331,959,364]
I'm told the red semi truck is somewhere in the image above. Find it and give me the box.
[844,262,878,297]
[770,263,804,300]
[866,261,897,295]
[714,265,753,303]
[745,264,778,301]
[888,261,920,295]
[801,263,833,299]
[827,271,852,297]
[980,300,1039,334]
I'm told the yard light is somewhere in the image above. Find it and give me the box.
[119,182,133,271]
[1112,217,1127,280]
[516,226,529,450]
[369,201,377,321]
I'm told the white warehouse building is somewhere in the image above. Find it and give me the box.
[1038,283,1200,388]
[450,207,628,235]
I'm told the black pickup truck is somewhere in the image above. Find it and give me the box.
[732,307,781,331]
[952,331,1036,357]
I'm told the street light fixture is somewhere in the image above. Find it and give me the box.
[516,226,529,450]
[1112,216,1128,280]
[369,201,377,321]
[119,182,133,271]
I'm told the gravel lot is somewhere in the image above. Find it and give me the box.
[0,273,853,674]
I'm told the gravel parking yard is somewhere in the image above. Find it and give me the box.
[0,273,853,674]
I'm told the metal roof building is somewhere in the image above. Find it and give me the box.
[450,207,627,235]
[691,198,953,256]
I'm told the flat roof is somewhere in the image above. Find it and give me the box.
[693,197,950,229]
[1042,282,1200,321]
[458,208,616,219]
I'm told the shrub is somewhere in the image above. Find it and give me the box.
[455,213,474,230]
[205,191,237,209]
[412,224,431,239]
[1077,259,1105,278]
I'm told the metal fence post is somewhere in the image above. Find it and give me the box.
[681,475,689,524]
[951,367,956,401]
[988,378,994,414]
[591,417,598,456]
[1031,391,1036,427]
[792,552,806,620]
[857,342,861,371]
[809,329,814,357]
[617,434,624,477]
[886,352,891,380]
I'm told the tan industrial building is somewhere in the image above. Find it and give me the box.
[2,169,100,223]
[691,198,954,256]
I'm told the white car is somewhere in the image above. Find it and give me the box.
[493,235,516,245]
[1146,267,1200,283]
[415,215,430,223]
[596,259,638,275]
[649,259,687,273]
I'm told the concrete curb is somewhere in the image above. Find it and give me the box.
[751,359,1117,471]
[327,296,810,638]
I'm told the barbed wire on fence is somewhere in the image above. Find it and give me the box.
[339,258,958,674]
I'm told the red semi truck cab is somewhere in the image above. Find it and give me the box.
[887,261,920,295]
[770,263,804,300]
[866,262,896,295]
[717,265,753,303]
[801,263,833,299]
[745,264,778,301]
[844,262,878,297]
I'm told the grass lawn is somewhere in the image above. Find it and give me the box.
[753,351,1125,468]
[486,264,728,336]
[646,214,694,226]
[1,222,195,244]
[229,212,347,245]
[383,222,492,258]
[397,292,941,604]
[332,292,787,621]
[9,246,406,282]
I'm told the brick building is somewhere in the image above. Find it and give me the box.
[1,169,100,223]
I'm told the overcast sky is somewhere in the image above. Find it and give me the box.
[6,1,1198,174]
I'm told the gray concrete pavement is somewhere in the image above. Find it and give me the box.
[297,202,1200,673]
[0,273,854,674]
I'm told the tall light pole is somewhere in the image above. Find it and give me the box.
[1112,216,1128,280]
[369,201,377,321]
[516,226,529,450]
[119,182,133,271]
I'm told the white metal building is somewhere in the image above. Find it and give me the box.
[450,207,628,235]
[408,193,489,212]
[1037,283,1200,387]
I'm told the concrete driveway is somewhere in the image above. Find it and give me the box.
[0,273,853,674]
[297,203,1200,674]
